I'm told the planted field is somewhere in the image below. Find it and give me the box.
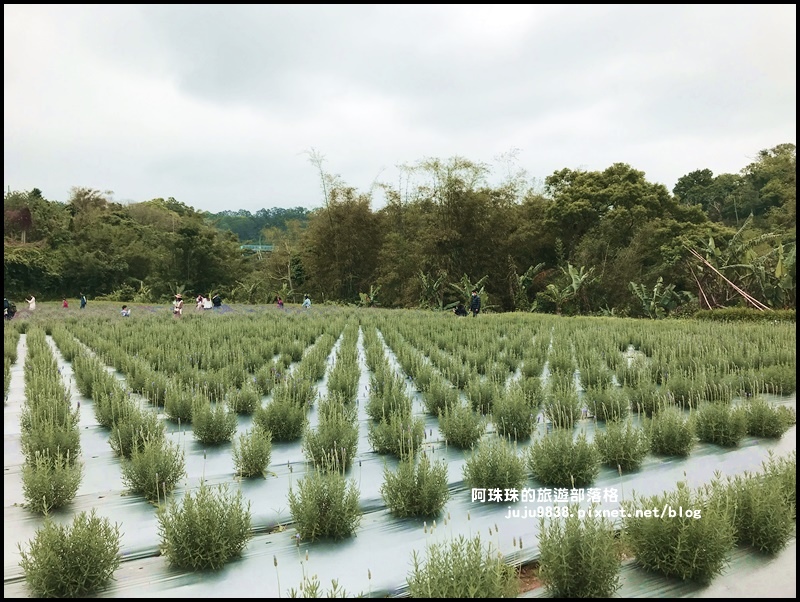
[3,306,796,598]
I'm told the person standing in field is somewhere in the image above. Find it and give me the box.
[277,296,284,309]
[173,294,184,317]
[80,292,87,309]
[62,298,69,309]
[26,295,36,311]
[469,289,481,318]
[121,305,131,317]
[302,294,311,309]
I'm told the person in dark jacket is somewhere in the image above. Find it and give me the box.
[453,302,468,317]
[469,289,481,317]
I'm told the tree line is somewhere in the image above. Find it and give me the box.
[3,143,795,317]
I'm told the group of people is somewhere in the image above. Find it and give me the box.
[275,294,310,309]
[195,294,215,310]
[8,293,87,315]
[454,289,481,317]
[172,293,222,317]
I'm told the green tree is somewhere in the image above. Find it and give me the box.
[301,188,383,302]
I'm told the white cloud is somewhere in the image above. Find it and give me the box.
[4,4,796,212]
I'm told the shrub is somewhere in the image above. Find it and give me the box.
[693,402,748,447]
[745,397,796,438]
[622,481,734,583]
[368,410,425,459]
[578,362,614,390]
[758,363,796,395]
[18,510,121,598]
[191,400,238,445]
[542,386,581,429]
[227,382,262,414]
[255,362,282,396]
[413,363,435,392]
[143,370,169,407]
[594,420,650,472]
[71,352,103,398]
[463,437,527,494]
[727,473,794,555]
[645,406,695,456]
[288,468,362,541]
[665,373,704,409]
[627,381,667,417]
[109,407,166,459]
[366,376,413,421]
[232,426,273,478]
[157,481,252,570]
[163,384,196,423]
[466,377,501,415]
[20,409,81,465]
[492,384,535,440]
[326,361,361,403]
[528,429,599,488]
[254,399,307,442]
[702,379,734,404]
[761,451,796,518]
[521,355,544,379]
[407,533,519,598]
[518,375,543,406]
[303,397,359,470]
[273,377,317,408]
[93,381,136,429]
[380,451,450,517]
[538,503,622,597]
[439,403,486,449]
[422,378,458,416]
[121,438,186,503]
[21,450,83,514]
[585,386,630,422]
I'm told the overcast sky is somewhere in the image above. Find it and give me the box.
[4,4,796,214]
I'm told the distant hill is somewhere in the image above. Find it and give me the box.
[204,207,311,242]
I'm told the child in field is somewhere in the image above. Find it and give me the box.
[121,305,131,317]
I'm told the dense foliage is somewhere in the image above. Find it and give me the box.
[4,143,795,315]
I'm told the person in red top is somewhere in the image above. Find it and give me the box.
[62,298,69,308]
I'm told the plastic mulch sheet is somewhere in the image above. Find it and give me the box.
[3,333,797,598]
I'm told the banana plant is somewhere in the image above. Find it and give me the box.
[448,274,489,308]
[509,260,545,311]
[418,270,448,310]
[629,277,690,319]
[536,283,574,315]
[359,284,381,307]
[564,263,596,313]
